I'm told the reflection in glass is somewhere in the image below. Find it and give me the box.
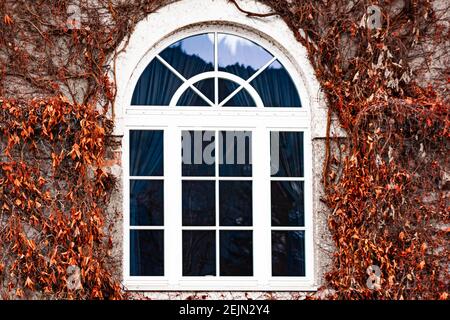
[220,231,253,276]
[251,60,301,107]
[218,33,273,80]
[183,231,216,276]
[131,59,182,105]
[219,181,252,226]
[271,181,304,226]
[130,230,164,276]
[182,180,215,226]
[182,131,215,176]
[271,131,304,177]
[130,180,164,226]
[160,33,214,79]
[218,79,256,107]
[272,231,305,276]
[130,130,163,176]
[219,131,252,177]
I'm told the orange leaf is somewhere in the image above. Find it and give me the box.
[3,14,13,26]
[25,277,34,289]
[417,260,425,270]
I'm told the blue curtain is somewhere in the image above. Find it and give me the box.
[251,63,301,108]
[131,59,182,105]
[129,130,163,177]
[272,131,304,177]
[132,46,214,105]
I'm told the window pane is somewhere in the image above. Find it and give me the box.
[250,60,301,107]
[272,231,305,276]
[130,230,164,276]
[176,87,209,106]
[130,130,163,176]
[194,78,215,104]
[271,181,304,226]
[220,231,253,276]
[219,181,252,226]
[270,131,304,177]
[218,79,256,107]
[131,59,182,105]
[160,33,214,79]
[182,180,215,226]
[219,131,252,177]
[130,180,163,226]
[182,131,215,176]
[218,33,273,80]
[183,231,216,276]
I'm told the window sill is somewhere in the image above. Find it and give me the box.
[123,278,318,292]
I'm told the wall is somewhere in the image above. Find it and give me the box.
[105,0,345,299]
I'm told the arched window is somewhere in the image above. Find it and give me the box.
[118,3,319,291]
[130,32,301,108]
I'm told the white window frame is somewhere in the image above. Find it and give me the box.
[111,0,331,292]
[121,25,315,291]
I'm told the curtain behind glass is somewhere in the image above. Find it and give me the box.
[132,46,214,105]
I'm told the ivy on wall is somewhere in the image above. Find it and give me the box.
[0,0,448,299]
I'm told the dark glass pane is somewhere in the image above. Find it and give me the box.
[182,180,215,226]
[218,33,273,80]
[219,131,252,177]
[220,231,253,276]
[176,88,209,106]
[131,59,182,105]
[218,79,256,107]
[272,231,305,276]
[130,230,164,276]
[250,60,301,107]
[182,131,215,176]
[219,181,252,226]
[183,231,216,276]
[130,130,163,176]
[130,180,164,226]
[271,181,304,226]
[160,34,214,79]
[270,131,304,177]
[194,78,215,103]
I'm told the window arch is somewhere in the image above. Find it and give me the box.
[130,32,301,108]
[115,0,325,291]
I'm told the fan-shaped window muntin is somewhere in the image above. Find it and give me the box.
[131,32,302,108]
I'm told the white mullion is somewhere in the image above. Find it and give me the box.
[123,128,131,280]
[214,32,219,106]
[304,128,314,282]
[215,130,220,277]
[156,55,215,107]
[253,125,270,285]
[218,57,276,107]
[263,127,273,282]
[165,126,179,283]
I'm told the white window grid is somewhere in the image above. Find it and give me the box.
[122,27,315,291]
